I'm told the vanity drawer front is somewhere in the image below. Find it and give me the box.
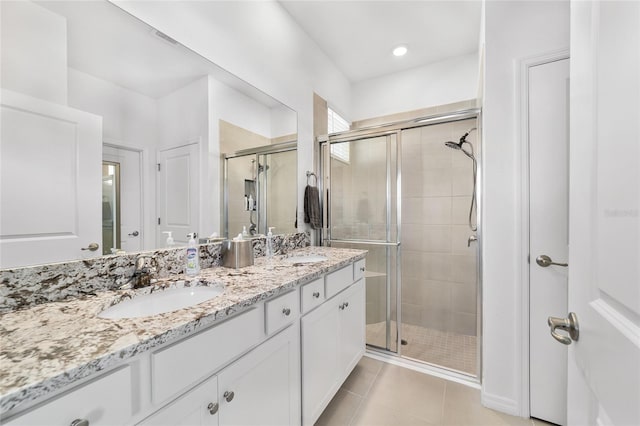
[5,366,132,426]
[354,259,366,282]
[301,278,325,314]
[265,290,299,335]
[151,307,262,405]
[325,265,353,299]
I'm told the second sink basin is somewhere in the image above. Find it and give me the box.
[284,255,328,264]
[99,285,224,319]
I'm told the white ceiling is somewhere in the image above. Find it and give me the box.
[36,1,284,107]
[279,1,482,83]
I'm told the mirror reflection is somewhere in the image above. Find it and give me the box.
[0,0,297,268]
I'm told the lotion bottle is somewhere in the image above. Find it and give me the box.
[185,232,200,276]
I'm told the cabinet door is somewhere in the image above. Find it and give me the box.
[217,325,300,426]
[338,279,366,381]
[5,367,132,426]
[138,375,218,426]
[301,298,340,426]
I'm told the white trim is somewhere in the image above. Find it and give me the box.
[481,392,520,416]
[516,48,569,419]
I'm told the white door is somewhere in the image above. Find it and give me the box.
[157,143,199,246]
[528,58,570,425]
[565,2,640,425]
[103,145,143,253]
[0,89,102,268]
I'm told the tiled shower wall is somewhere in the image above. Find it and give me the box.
[401,118,478,336]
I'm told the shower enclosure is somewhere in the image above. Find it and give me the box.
[319,110,481,377]
[223,142,297,237]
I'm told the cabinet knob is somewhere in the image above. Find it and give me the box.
[339,303,345,310]
[70,420,89,426]
[360,266,365,272]
[207,402,219,415]
[224,390,235,402]
[282,307,291,316]
[344,302,349,308]
[312,291,320,298]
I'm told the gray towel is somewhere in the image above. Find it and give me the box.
[304,185,322,229]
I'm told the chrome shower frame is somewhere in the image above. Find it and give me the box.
[223,141,297,238]
[318,108,483,382]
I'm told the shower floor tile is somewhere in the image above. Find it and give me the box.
[366,321,477,376]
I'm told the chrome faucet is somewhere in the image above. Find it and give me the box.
[119,254,157,290]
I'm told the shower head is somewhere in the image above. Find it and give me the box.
[445,141,463,150]
[444,127,477,160]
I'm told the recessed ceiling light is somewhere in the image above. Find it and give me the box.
[393,45,408,57]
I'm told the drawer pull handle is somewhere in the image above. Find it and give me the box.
[207,402,219,415]
[282,307,291,316]
[360,267,365,272]
[224,390,235,402]
[312,291,320,298]
[70,420,89,426]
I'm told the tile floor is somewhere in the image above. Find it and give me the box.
[366,321,477,376]
[315,356,551,426]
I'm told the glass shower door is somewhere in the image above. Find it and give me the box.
[322,132,400,353]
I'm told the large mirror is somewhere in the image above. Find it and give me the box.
[0,0,297,268]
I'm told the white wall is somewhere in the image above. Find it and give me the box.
[67,68,159,251]
[351,53,479,121]
[0,1,67,104]
[482,0,569,416]
[111,0,352,234]
[271,104,298,139]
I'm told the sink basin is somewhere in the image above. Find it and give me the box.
[99,285,224,319]
[284,255,328,264]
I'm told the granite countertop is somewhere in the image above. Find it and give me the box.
[0,246,366,416]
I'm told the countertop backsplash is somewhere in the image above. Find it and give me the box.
[0,232,310,313]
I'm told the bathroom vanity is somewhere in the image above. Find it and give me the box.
[0,247,366,426]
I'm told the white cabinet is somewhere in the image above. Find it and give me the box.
[301,268,366,426]
[140,325,300,426]
[139,375,218,426]
[218,324,300,426]
[5,366,133,426]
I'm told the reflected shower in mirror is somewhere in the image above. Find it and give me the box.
[0,0,297,268]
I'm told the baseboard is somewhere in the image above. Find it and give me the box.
[480,391,521,417]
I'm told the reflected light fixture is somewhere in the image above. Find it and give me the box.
[393,45,408,57]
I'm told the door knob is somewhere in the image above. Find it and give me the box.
[81,243,99,251]
[128,230,139,237]
[536,254,568,268]
[547,312,579,345]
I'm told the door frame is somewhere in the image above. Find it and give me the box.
[517,48,570,418]
[103,139,145,251]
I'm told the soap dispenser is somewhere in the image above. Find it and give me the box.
[185,232,200,276]
[162,231,174,248]
[266,227,275,258]
[242,226,249,238]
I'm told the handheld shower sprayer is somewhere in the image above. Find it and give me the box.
[444,127,478,232]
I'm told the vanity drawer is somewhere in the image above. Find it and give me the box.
[301,278,325,313]
[325,265,353,299]
[354,259,366,282]
[151,307,262,405]
[265,290,299,335]
[5,366,132,426]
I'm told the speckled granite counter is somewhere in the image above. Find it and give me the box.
[0,246,366,416]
